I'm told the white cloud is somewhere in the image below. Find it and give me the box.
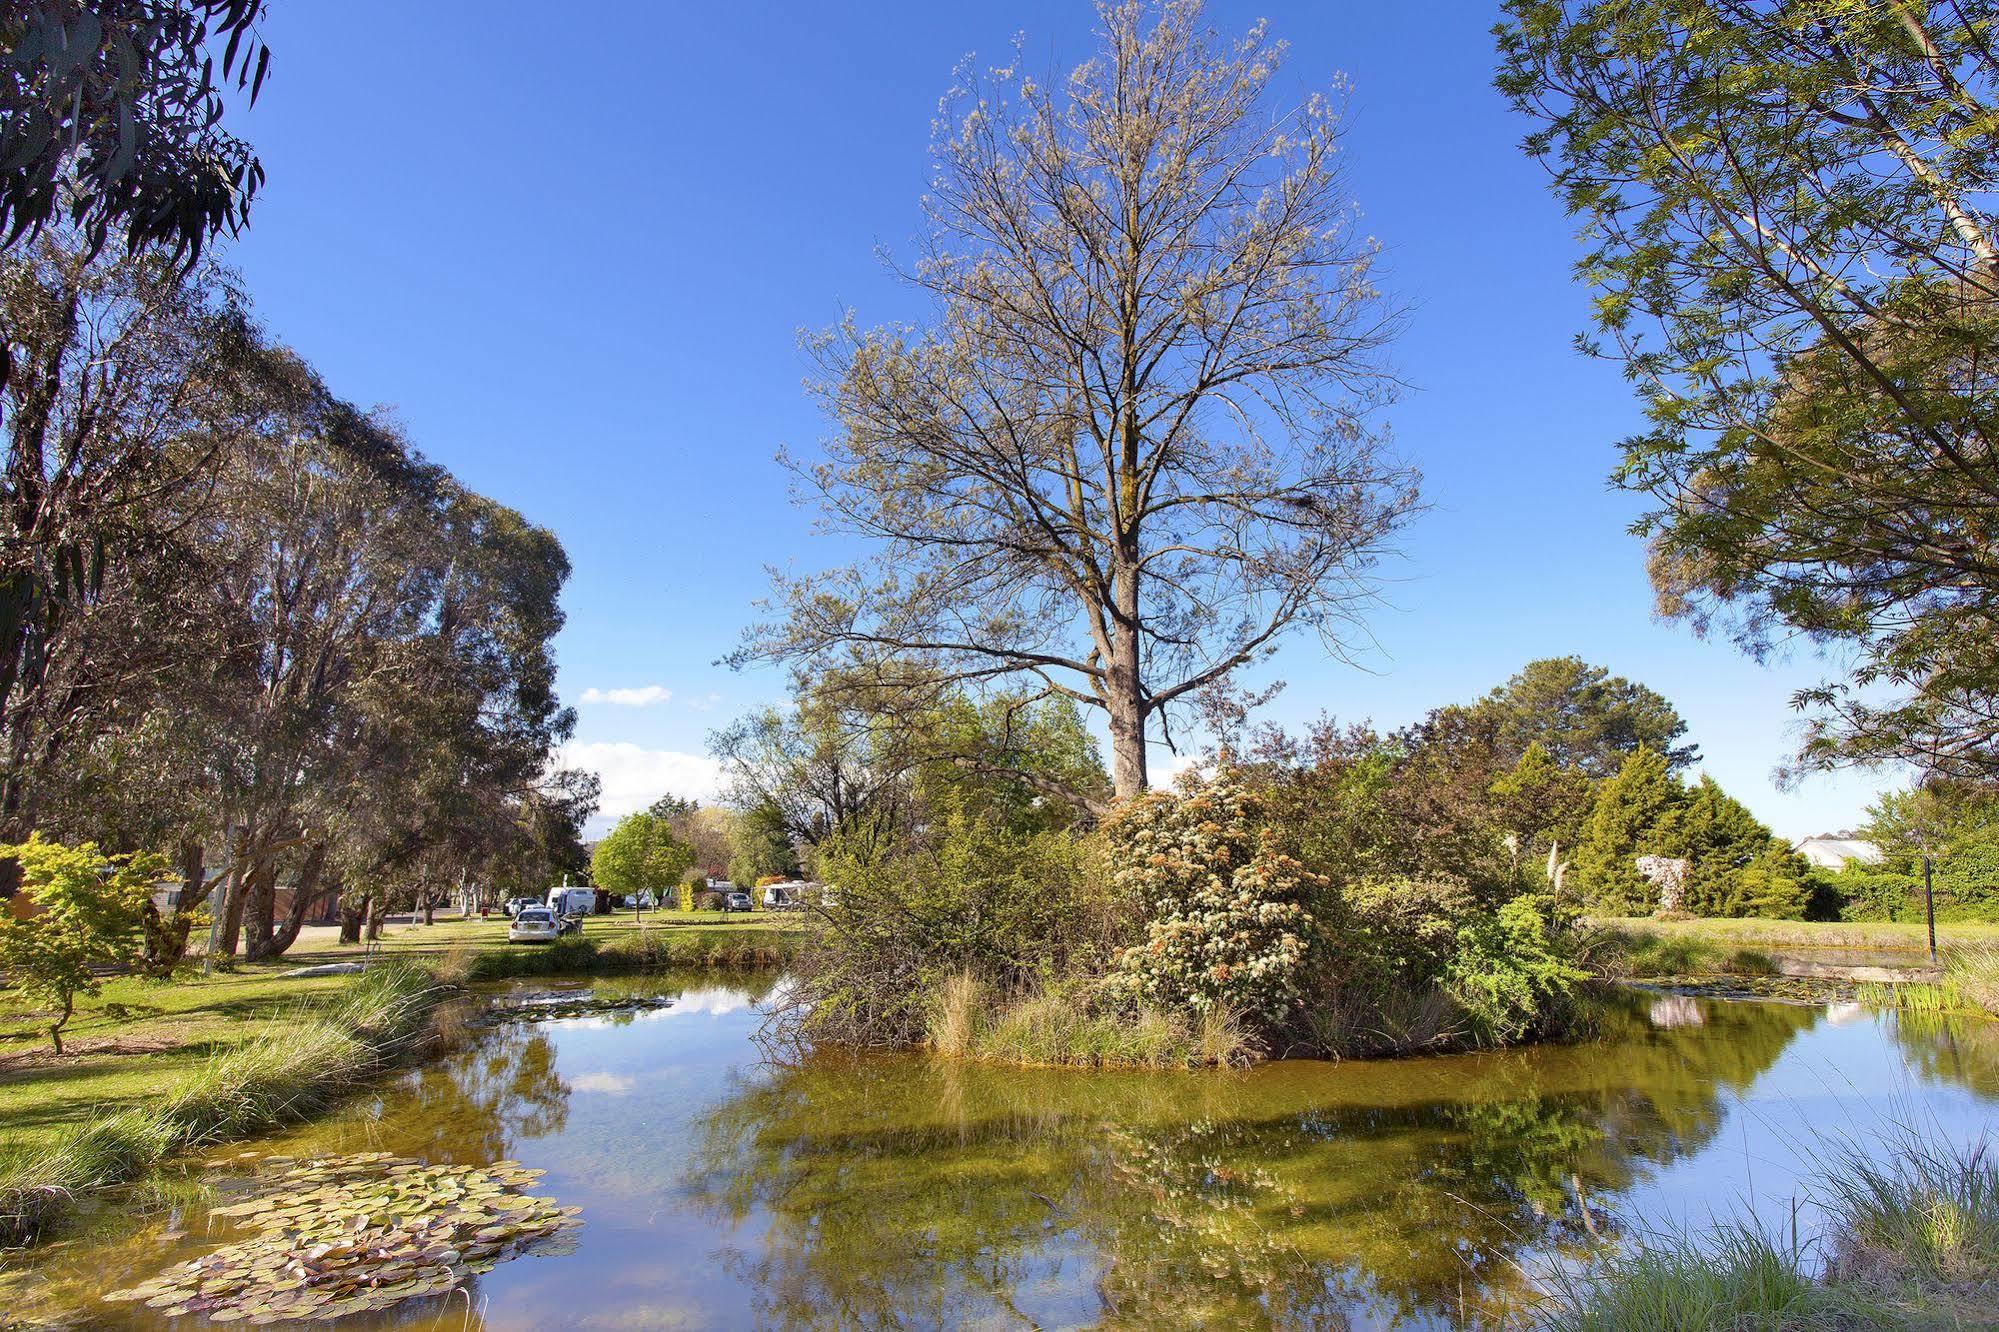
[560,741,724,821]
[578,685,672,708]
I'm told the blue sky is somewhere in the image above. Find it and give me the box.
[221,1,1896,838]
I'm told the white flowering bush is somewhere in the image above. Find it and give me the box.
[1105,775,1323,1029]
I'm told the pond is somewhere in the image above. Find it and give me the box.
[6,971,1998,1329]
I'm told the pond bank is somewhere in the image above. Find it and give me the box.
[0,963,447,1246]
[0,924,799,1250]
[4,973,1995,1329]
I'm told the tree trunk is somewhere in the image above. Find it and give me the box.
[241,859,276,959]
[1105,572,1147,799]
[260,841,328,959]
[363,894,384,941]
[171,837,205,915]
[217,826,250,957]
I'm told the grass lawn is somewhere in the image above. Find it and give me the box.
[0,910,802,1154]
[0,969,357,1151]
[282,907,800,965]
[1591,915,1999,952]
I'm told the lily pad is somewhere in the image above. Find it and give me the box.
[102,1153,582,1323]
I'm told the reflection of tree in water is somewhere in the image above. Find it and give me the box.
[686,999,1819,1329]
[1882,1007,1999,1097]
[378,1024,573,1163]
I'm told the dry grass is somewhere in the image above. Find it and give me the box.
[922,971,1252,1069]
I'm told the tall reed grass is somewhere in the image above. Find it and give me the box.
[923,971,1252,1069]
[0,962,445,1246]
[1535,1128,1999,1330]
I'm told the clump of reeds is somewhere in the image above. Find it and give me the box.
[1536,1127,1999,1331]
[921,970,1251,1069]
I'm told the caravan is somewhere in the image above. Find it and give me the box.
[546,883,596,931]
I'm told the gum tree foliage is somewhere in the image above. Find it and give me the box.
[737,0,1418,801]
[1498,1,1999,778]
[0,2,267,269]
[0,235,258,843]
[0,834,164,1052]
[0,253,589,953]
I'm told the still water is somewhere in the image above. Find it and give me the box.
[8,972,1998,1330]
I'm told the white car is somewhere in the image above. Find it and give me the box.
[508,908,560,943]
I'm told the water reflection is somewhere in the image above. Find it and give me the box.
[8,975,1996,1331]
[688,996,1822,1328]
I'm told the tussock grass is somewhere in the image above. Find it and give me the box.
[1823,1133,1999,1283]
[0,962,445,1247]
[922,971,1251,1069]
[1861,945,1999,1019]
[1538,1129,1999,1331]
[1535,1223,1819,1332]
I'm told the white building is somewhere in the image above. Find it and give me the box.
[1793,834,1884,870]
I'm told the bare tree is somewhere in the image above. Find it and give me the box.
[736,0,1417,799]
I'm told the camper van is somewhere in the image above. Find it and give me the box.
[547,885,596,928]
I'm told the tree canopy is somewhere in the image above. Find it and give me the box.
[0,3,269,269]
[1497,0,1999,780]
[737,0,1417,798]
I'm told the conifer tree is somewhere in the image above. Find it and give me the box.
[1572,747,1682,913]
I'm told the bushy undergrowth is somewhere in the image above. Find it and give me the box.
[788,770,1597,1066]
[1537,1130,1999,1331]
[0,962,445,1245]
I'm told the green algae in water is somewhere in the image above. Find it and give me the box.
[101,1152,579,1324]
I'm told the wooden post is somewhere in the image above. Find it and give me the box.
[1924,854,1938,964]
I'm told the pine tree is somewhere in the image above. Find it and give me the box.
[1572,747,1682,914]
[1669,776,1777,915]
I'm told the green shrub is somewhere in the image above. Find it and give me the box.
[0,835,167,1053]
[1336,877,1481,988]
[790,806,1115,1048]
[1445,894,1589,1042]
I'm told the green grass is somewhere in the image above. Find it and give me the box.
[1594,916,1999,952]
[1859,945,1999,1020]
[1536,1129,1999,1331]
[0,962,445,1245]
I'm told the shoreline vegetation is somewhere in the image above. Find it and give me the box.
[1538,1129,1999,1331]
[0,962,444,1247]
[0,915,799,1249]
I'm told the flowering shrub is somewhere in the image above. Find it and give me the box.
[1105,775,1322,1028]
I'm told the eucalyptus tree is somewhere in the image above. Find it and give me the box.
[0,2,268,267]
[1497,1,1999,778]
[0,233,253,847]
[738,0,1417,799]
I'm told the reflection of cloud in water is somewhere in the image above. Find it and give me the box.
[572,1072,635,1094]
[1648,996,1705,1029]
[666,988,753,1019]
[1826,1002,1868,1025]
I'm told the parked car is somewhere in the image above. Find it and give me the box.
[504,897,537,918]
[723,890,753,913]
[508,908,560,943]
